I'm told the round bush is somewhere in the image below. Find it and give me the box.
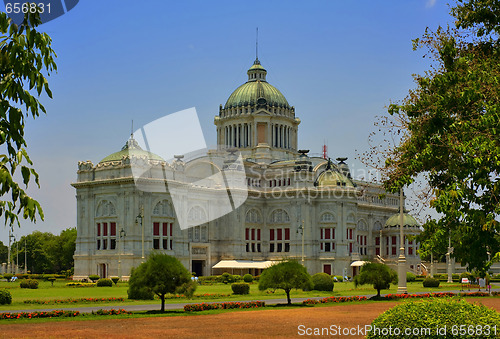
[406,272,416,282]
[311,273,334,291]
[96,278,113,287]
[367,298,500,338]
[220,272,234,284]
[110,276,119,285]
[0,289,12,305]
[20,279,39,289]
[231,282,250,295]
[422,277,440,288]
[3,273,13,282]
[232,274,241,282]
[243,274,253,283]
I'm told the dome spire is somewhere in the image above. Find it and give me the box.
[256,27,259,62]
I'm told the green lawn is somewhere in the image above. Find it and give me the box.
[0,279,497,311]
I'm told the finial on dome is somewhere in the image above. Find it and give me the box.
[255,27,259,62]
[131,120,134,138]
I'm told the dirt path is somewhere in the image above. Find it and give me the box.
[1,298,499,339]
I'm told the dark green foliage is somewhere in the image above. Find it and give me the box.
[406,272,416,282]
[367,298,500,339]
[232,274,241,282]
[96,278,113,287]
[422,277,440,287]
[128,253,195,312]
[311,273,334,291]
[20,279,38,289]
[243,274,253,283]
[0,11,57,227]
[0,289,12,305]
[376,0,500,274]
[231,282,250,295]
[110,277,119,285]
[258,260,312,305]
[3,273,13,282]
[88,275,100,283]
[354,263,397,297]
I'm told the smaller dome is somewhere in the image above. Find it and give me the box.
[99,136,164,164]
[316,170,354,188]
[384,213,419,228]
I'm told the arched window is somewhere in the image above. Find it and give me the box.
[245,209,262,223]
[269,209,290,224]
[152,200,173,217]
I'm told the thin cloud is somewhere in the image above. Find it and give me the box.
[426,0,437,8]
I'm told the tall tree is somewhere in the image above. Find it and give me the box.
[258,260,312,305]
[374,1,500,273]
[127,253,195,312]
[354,263,397,298]
[0,11,56,227]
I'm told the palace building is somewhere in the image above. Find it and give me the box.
[72,57,421,280]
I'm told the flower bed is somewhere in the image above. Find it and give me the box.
[184,301,265,312]
[0,310,80,319]
[302,296,368,305]
[24,297,125,305]
[384,292,455,300]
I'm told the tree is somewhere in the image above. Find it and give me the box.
[354,263,397,298]
[127,253,196,312]
[258,260,312,305]
[368,0,500,273]
[0,11,56,227]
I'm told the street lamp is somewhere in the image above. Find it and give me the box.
[297,220,305,265]
[397,188,407,294]
[135,206,144,261]
[24,238,27,274]
[447,234,454,283]
[118,228,126,279]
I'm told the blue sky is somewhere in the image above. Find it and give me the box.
[2,0,453,244]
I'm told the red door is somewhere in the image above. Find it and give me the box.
[323,264,332,275]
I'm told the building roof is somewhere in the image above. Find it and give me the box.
[99,136,164,164]
[384,213,420,228]
[224,59,290,109]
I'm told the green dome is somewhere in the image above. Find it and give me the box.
[384,213,419,228]
[99,137,164,164]
[316,169,353,188]
[224,59,290,109]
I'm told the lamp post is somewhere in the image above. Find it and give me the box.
[136,206,144,262]
[397,188,407,294]
[118,228,126,279]
[15,238,18,275]
[297,220,305,265]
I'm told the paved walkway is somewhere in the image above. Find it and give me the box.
[1,287,496,314]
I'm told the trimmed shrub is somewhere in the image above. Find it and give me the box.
[47,277,56,286]
[243,274,253,283]
[20,279,39,289]
[96,278,113,287]
[232,274,242,282]
[406,272,416,282]
[311,273,334,291]
[367,298,500,339]
[231,282,250,295]
[3,273,13,282]
[88,274,100,283]
[110,277,119,285]
[422,277,440,288]
[220,272,234,284]
[0,289,12,305]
